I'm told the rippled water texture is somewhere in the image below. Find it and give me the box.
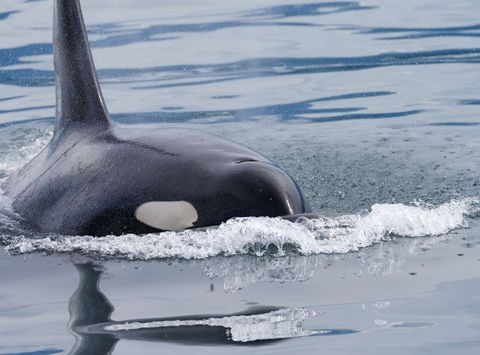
[0,0,479,354]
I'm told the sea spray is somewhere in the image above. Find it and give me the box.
[5,197,478,260]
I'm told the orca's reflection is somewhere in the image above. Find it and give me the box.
[68,263,117,354]
[68,263,322,354]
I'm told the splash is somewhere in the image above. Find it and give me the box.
[0,126,478,261]
[5,197,478,260]
[0,126,52,192]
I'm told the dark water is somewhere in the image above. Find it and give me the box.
[0,0,479,354]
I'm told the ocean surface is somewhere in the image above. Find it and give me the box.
[0,0,479,354]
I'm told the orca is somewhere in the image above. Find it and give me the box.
[7,0,309,236]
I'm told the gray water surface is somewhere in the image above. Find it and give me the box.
[0,0,479,353]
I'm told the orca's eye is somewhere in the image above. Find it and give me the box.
[135,201,198,231]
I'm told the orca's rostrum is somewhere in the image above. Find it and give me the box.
[7,0,310,236]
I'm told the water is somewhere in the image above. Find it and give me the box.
[0,0,479,354]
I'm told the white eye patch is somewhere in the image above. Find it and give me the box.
[135,201,198,231]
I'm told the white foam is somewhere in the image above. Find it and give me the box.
[104,307,319,342]
[5,197,478,260]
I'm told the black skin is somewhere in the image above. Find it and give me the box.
[8,125,309,236]
[7,0,309,236]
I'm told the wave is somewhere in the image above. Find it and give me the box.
[5,197,478,260]
[0,125,477,261]
[0,124,51,186]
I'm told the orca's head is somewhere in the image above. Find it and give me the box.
[131,160,309,233]
[192,160,310,227]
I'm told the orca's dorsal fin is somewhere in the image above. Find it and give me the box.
[52,0,111,143]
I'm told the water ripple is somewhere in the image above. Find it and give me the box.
[347,23,480,40]
[0,11,18,22]
[0,1,374,69]
[0,91,415,125]
[2,48,479,88]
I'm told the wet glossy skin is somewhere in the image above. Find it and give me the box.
[8,125,308,235]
